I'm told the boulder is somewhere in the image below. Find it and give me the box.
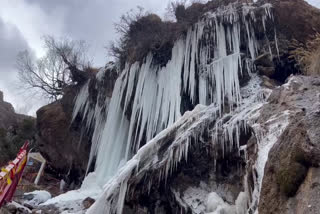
[82,197,95,209]
[259,75,320,213]
[36,95,91,187]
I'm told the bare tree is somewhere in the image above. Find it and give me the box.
[17,36,91,101]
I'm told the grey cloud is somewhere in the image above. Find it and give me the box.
[0,17,35,113]
[25,0,168,66]
[308,0,320,8]
[0,18,30,71]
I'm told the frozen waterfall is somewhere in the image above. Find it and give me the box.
[73,3,275,186]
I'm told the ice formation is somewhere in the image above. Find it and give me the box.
[247,109,290,213]
[72,69,111,169]
[204,191,247,214]
[71,3,275,187]
[68,2,281,214]
[206,192,226,212]
[85,74,290,214]
[87,74,275,214]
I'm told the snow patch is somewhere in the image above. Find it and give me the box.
[206,192,225,212]
[24,190,52,206]
[42,173,102,214]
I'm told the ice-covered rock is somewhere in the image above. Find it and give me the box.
[206,192,225,212]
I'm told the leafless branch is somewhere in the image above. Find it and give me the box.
[16,36,91,101]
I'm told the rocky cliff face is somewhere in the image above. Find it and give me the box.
[86,1,320,213]
[86,75,320,214]
[31,0,320,213]
[259,76,320,214]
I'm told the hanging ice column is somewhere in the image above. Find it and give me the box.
[72,3,275,185]
[94,41,186,184]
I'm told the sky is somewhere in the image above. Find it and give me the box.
[0,0,319,115]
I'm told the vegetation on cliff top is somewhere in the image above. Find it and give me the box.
[109,0,247,69]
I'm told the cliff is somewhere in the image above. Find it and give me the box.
[30,0,320,213]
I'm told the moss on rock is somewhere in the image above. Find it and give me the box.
[276,162,308,197]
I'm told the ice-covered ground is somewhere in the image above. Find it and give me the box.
[40,173,103,214]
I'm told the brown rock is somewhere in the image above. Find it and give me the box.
[255,53,274,68]
[271,0,320,44]
[261,76,279,89]
[82,197,95,209]
[259,76,320,214]
[36,99,90,187]
[258,66,275,78]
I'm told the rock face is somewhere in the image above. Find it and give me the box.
[86,72,269,214]
[271,0,320,43]
[0,91,19,129]
[36,97,90,186]
[85,74,320,214]
[254,0,320,83]
[36,65,118,185]
[259,76,320,214]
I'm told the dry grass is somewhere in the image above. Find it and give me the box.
[290,34,320,75]
[308,44,320,76]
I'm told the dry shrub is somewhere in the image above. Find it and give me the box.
[110,0,246,69]
[110,9,186,68]
[125,14,176,66]
[308,40,320,75]
[290,34,320,75]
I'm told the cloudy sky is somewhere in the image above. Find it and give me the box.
[0,0,319,115]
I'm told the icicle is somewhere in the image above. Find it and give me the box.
[116,179,129,214]
[72,80,90,124]
[274,29,280,59]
